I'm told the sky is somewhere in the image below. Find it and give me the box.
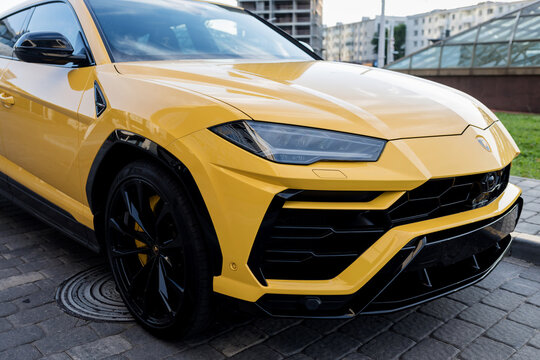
[0,0,528,25]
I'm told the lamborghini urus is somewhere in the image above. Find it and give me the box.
[0,0,522,336]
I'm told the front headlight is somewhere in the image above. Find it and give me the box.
[210,121,386,165]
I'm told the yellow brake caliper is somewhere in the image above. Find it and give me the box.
[134,195,160,266]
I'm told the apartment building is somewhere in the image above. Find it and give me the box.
[237,0,323,55]
[323,0,534,64]
[405,0,534,55]
[324,16,405,64]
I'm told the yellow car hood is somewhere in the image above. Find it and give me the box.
[115,60,495,140]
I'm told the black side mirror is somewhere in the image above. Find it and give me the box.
[14,31,89,66]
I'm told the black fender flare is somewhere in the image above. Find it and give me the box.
[86,130,223,276]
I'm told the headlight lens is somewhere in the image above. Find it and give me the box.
[210,121,386,165]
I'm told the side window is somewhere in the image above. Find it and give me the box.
[0,9,30,57]
[26,2,85,54]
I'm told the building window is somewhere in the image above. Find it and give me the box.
[452,14,455,20]
[499,7,503,13]
[487,8,493,15]
[414,19,418,25]
[429,17,432,23]
[428,29,431,34]
[414,30,418,36]
[414,41,418,47]
[479,10,482,16]
[422,30,425,35]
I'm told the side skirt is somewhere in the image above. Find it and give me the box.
[0,171,99,253]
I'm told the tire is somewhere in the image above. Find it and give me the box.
[104,159,212,338]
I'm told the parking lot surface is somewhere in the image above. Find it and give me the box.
[0,176,539,360]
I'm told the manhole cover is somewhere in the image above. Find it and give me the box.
[56,265,133,322]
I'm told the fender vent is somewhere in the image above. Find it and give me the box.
[94,81,107,117]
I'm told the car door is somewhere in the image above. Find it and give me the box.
[0,8,32,196]
[0,1,93,205]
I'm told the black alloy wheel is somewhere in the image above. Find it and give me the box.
[104,160,212,337]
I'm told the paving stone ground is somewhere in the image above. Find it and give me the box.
[0,177,539,360]
[511,176,540,236]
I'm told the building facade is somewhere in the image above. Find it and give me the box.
[237,0,323,55]
[405,0,535,55]
[323,16,405,64]
[323,0,534,65]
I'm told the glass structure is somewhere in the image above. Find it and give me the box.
[387,1,540,70]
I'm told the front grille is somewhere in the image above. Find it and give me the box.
[248,165,511,284]
[388,165,510,225]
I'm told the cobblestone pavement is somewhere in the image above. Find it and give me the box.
[0,177,539,360]
[512,176,540,236]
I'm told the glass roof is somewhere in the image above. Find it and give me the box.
[387,0,540,70]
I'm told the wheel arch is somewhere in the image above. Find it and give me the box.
[87,130,223,276]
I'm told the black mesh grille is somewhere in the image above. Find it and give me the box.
[248,165,511,283]
[388,166,510,225]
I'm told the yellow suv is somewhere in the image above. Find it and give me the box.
[0,0,522,337]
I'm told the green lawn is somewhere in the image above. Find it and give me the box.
[496,112,540,179]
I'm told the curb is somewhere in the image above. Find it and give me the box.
[510,232,540,265]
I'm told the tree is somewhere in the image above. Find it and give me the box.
[371,24,406,63]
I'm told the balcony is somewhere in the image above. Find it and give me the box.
[240,1,256,11]
[296,25,311,36]
[296,14,311,23]
[275,15,293,24]
[297,1,310,10]
[275,2,293,11]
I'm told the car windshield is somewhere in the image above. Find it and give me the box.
[86,0,314,62]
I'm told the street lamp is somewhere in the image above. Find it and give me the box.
[387,22,394,64]
[378,0,386,68]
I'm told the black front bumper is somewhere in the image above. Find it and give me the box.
[256,198,522,318]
